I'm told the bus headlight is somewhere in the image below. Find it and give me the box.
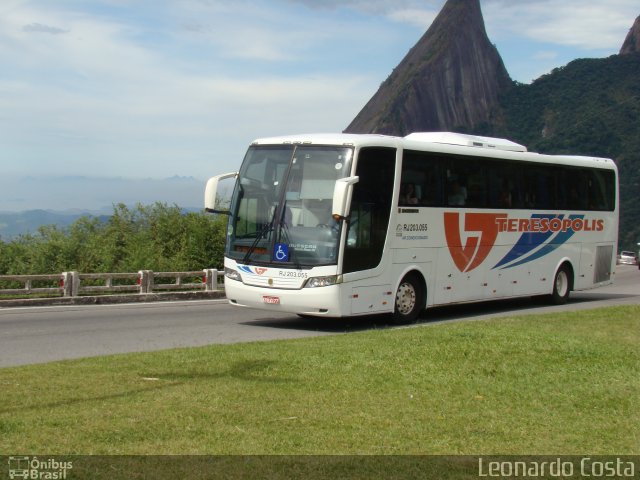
[225,268,243,282]
[304,275,341,288]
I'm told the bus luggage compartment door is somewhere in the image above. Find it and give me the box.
[350,285,393,315]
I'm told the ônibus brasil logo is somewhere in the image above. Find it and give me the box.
[444,212,604,273]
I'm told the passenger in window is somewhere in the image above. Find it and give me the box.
[499,180,512,208]
[467,183,484,207]
[567,185,582,210]
[400,183,419,205]
[421,182,436,206]
[524,190,536,208]
[448,180,466,206]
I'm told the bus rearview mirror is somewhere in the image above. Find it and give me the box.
[332,176,359,220]
[204,172,238,213]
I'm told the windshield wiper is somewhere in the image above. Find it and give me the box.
[242,208,277,264]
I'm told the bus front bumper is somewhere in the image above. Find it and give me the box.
[224,279,345,317]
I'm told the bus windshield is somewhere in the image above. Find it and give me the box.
[227,144,353,267]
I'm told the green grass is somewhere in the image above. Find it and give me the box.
[0,306,638,455]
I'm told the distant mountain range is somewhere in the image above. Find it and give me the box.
[0,175,207,238]
[0,175,205,212]
[0,206,207,239]
[346,0,640,250]
[0,210,110,239]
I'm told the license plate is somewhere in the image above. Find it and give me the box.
[263,296,280,305]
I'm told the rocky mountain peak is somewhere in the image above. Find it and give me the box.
[620,15,640,55]
[344,0,512,135]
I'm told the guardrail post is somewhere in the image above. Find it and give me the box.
[61,271,79,297]
[138,270,154,294]
[203,269,218,291]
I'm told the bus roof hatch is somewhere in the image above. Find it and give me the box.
[404,132,528,153]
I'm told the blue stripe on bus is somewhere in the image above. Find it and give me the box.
[493,214,584,270]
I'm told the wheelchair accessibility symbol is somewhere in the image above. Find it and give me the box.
[274,243,289,262]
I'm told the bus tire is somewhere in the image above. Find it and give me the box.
[392,273,425,324]
[550,264,572,305]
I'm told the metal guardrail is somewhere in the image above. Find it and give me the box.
[0,269,222,298]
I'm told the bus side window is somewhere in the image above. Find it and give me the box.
[399,152,424,206]
[587,169,615,211]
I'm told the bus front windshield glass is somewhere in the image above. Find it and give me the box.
[227,144,353,267]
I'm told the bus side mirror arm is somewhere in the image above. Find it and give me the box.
[204,172,238,213]
[332,176,359,221]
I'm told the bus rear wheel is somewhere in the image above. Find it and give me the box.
[550,265,572,305]
[392,273,425,324]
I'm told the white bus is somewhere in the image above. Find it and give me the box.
[205,132,618,323]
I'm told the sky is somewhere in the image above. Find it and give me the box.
[0,0,638,211]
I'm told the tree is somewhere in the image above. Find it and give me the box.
[0,203,228,274]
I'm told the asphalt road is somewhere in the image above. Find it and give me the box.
[1,265,638,368]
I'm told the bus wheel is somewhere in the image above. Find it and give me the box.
[393,273,424,324]
[550,265,571,305]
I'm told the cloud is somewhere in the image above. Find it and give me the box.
[179,22,308,62]
[0,1,379,181]
[286,0,638,51]
[533,51,559,61]
[387,8,438,28]
[285,0,442,27]
[484,0,638,50]
[1,0,638,189]
[285,0,438,14]
[22,22,68,34]
[286,0,638,53]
